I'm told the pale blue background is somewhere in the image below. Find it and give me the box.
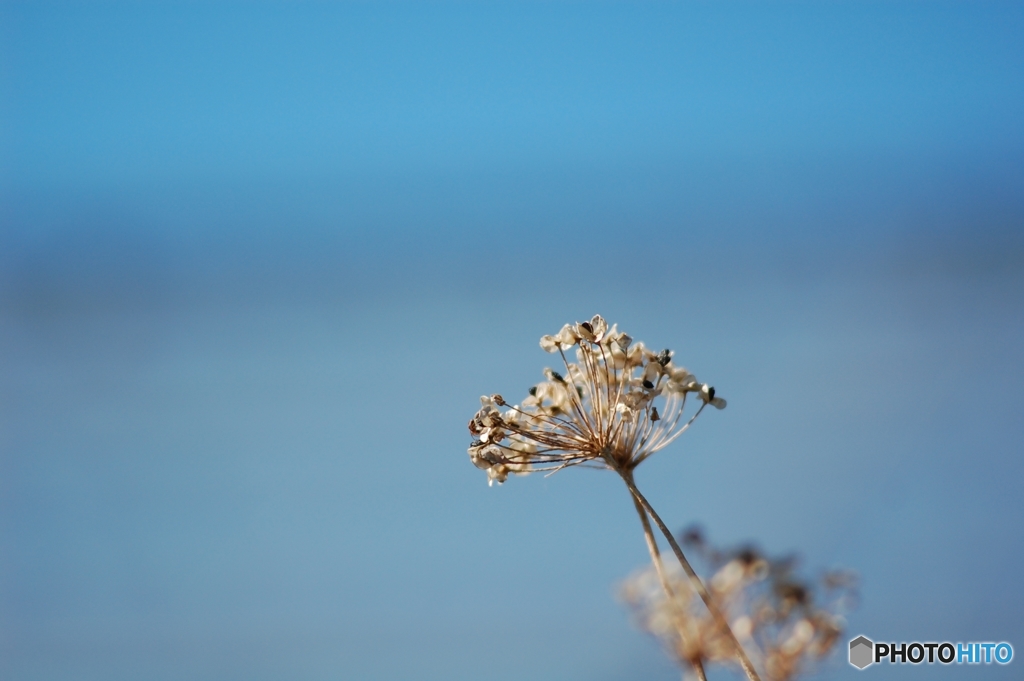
[2,2,1022,680]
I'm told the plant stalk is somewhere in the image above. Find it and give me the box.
[622,473,762,681]
[630,495,708,681]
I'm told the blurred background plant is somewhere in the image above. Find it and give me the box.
[621,527,857,681]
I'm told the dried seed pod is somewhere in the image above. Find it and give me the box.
[467,316,726,484]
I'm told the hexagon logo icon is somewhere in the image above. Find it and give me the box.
[849,636,874,669]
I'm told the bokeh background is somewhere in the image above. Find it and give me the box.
[2,2,1023,680]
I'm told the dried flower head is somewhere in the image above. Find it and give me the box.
[467,315,725,486]
[621,528,857,681]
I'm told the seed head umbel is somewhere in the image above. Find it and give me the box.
[467,315,725,486]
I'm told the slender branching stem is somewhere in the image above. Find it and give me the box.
[621,473,762,681]
[630,494,673,597]
[629,492,708,681]
[692,658,708,681]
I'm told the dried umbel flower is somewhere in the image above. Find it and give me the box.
[467,315,724,486]
[467,316,764,681]
[621,528,858,681]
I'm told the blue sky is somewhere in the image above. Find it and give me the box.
[5,2,1024,182]
[2,3,1023,680]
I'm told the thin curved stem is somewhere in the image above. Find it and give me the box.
[631,494,673,594]
[629,493,708,681]
[622,474,762,681]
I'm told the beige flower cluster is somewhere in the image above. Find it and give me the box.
[467,315,726,486]
[621,528,856,681]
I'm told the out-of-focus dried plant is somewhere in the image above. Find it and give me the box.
[466,316,764,681]
[621,526,858,681]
